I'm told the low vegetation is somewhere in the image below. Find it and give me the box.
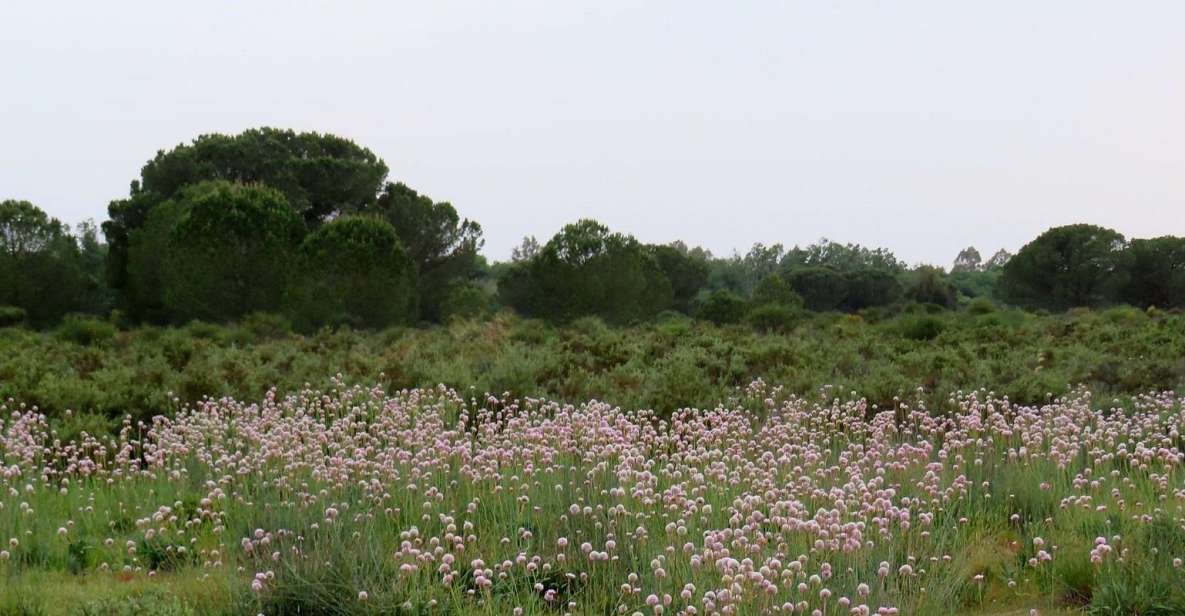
[3,379,1183,614]
[2,305,1184,431]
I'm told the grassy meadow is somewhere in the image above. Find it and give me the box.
[1,306,1185,614]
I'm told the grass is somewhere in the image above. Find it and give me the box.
[2,307,1184,614]
[2,380,1183,614]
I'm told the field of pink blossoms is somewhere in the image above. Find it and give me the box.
[2,380,1184,615]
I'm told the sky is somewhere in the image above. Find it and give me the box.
[2,2,1183,266]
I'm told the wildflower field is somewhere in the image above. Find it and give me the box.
[3,374,1184,615]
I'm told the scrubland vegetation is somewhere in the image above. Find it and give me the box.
[3,127,1185,614]
[2,306,1184,429]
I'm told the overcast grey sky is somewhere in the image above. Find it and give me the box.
[2,2,1183,265]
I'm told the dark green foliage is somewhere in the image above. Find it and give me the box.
[950,269,1000,300]
[290,217,417,329]
[650,243,709,313]
[965,297,996,315]
[1121,236,1185,308]
[104,191,158,294]
[745,303,798,332]
[0,198,61,255]
[951,246,982,273]
[2,309,1185,422]
[785,267,848,311]
[750,274,802,309]
[499,219,672,323]
[841,269,903,310]
[906,266,957,308]
[0,305,26,327]
[703,256,748,297]
[439,284,493,321]
[736,243,786,294]
[697,289,748,324]
[239,312,293,339]
[134,127,385,224]
[783,238,905,273]
[0,200,105,326]
[898,314,946,341]
[54,315,117,346]
[101,130,499,327]
[149,181,305,322]
[123,198,183,322]
[365,182,483,322]
[72,220,113,315]
[1000,224,1130,310]
[104,127,387,301]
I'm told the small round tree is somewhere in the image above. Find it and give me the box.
[157,181,304,322]
[291,217,417,329]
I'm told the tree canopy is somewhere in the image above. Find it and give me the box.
[999,224,1129,310]
[150,181,305,322]
[104,128,388,300]
[290,217,418,328]
[6,127,1183,332]
[1122,236,1185,309]
[95,128,486,327]
[0,200,106,326]
[650,244,709,314]
[366,182,483,322]
[783,239,905,274]
[499,220,672,323]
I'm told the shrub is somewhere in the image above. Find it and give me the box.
[152,181,306,322]
[899,314,946,341]
[439,284,492,321]
[239,312,293,340]
[290,217,417,329]
[0,305,26,327]
[500,220,673,324]
[54,315,117,346]
[745,304,799,333]
[785,267,847,311]
[965,297,996,315]
[697,289,747,325]
[906,265,957,308]
[750,274,803,309]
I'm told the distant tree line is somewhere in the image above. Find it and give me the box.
[2,128,1183,330]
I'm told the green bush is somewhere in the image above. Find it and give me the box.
[745,304,799,333]
[698,289,747,325]
[239,311,293,340]
[965,297,996,315]
[54,315,117,346]
[2,308,1183,422]
[0,305,26,327]
[440,284,493,321]
[899,315,946,341]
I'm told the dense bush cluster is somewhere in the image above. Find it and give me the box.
[4,127,1182,333]
[95,128,483,328]
[0,200,109,327]
[3,307,1183,427]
